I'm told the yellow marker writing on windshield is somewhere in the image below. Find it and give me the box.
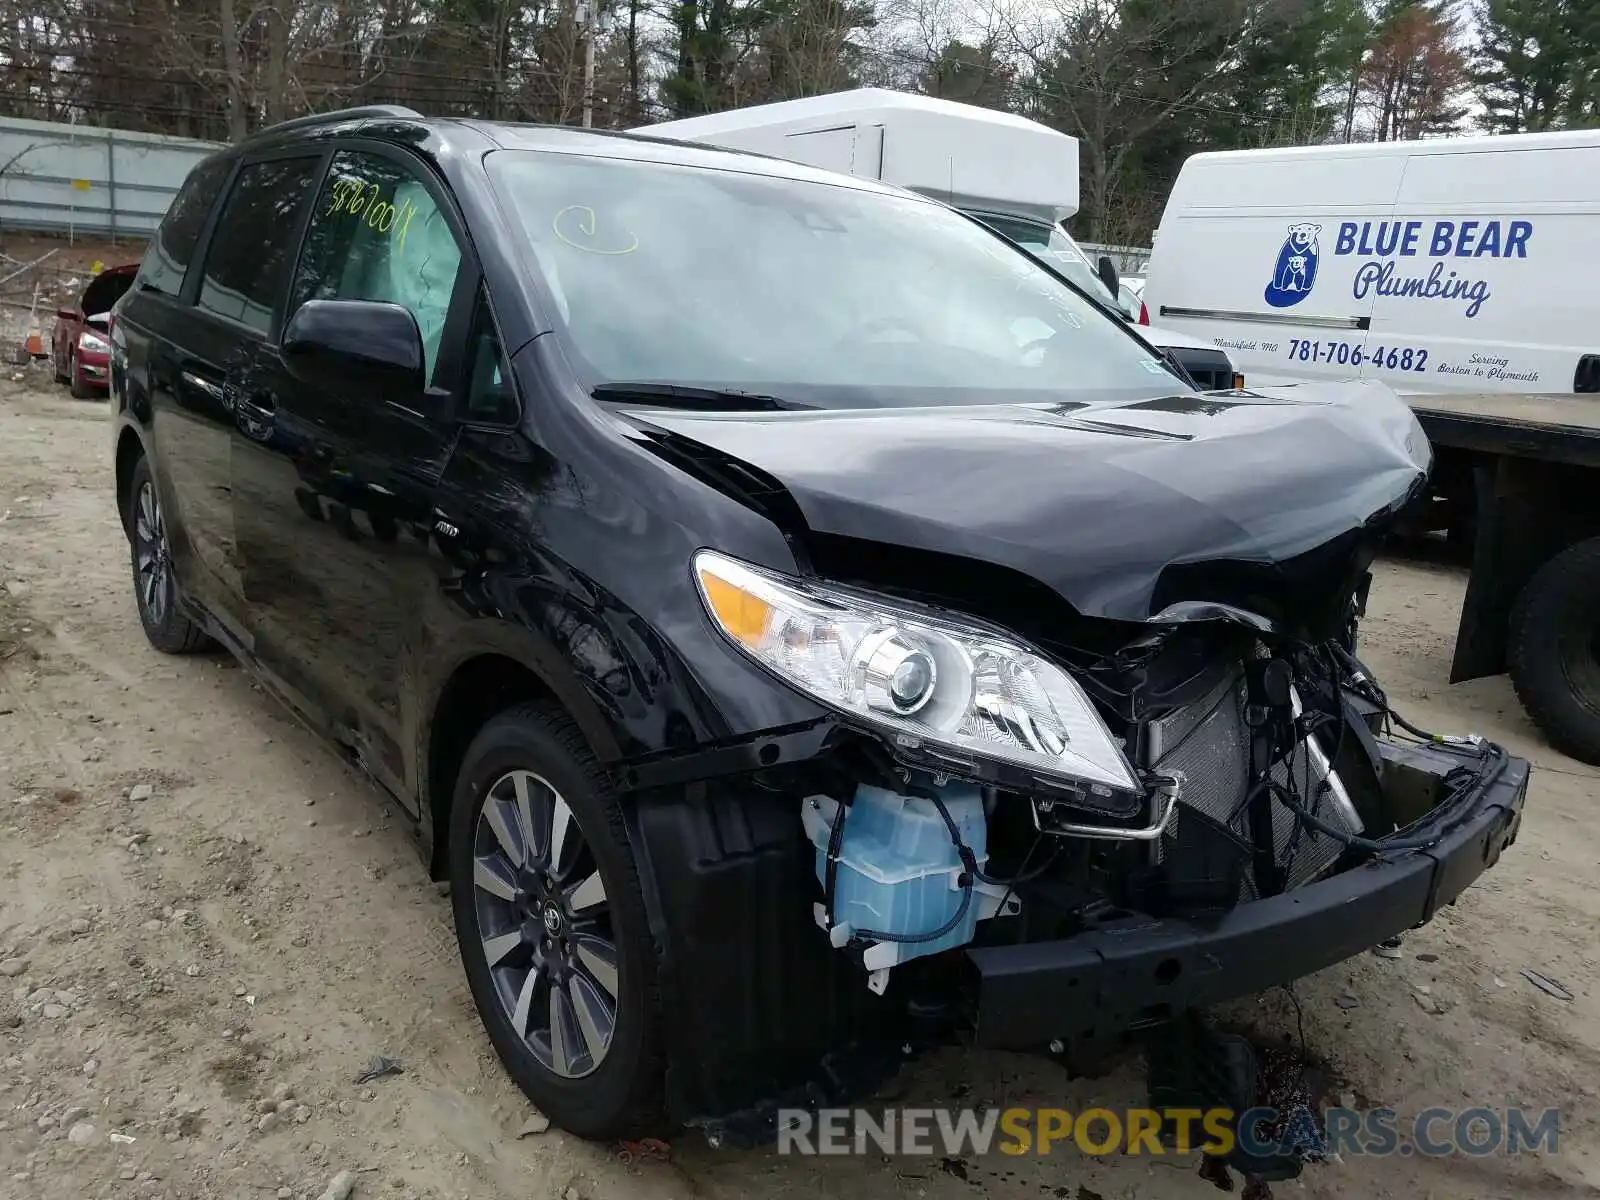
[553,205,638,255]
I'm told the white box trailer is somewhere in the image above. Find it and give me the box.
[639,90,1242,391]
[638,88,1079,225]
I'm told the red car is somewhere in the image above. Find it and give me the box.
[52,263,138,398]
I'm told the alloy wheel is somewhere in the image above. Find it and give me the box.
[470,769,618,1079]
[133,480,170,626]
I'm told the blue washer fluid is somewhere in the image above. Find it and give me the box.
[801,779,988,964]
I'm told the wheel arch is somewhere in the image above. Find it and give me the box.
[418,632,625,880]
[114,424,149,537]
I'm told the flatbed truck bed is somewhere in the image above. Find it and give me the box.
[1408,392,1600,468]
[1399,391,1600,764]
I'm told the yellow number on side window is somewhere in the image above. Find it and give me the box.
[323,175,420,252]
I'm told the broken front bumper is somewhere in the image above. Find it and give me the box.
[967,742,1529,1047]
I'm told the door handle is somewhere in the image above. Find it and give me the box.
[235,390,278,442]
[180,370,225,400]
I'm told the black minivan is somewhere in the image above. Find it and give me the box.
[110,105,1528,1148]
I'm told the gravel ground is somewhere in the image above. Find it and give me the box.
[2,371,1598,1200]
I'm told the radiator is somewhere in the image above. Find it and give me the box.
[1144,666,1359,897]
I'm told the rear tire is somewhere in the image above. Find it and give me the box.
[1509,537,1600,765]
[448,703,666,1140]
[125,456,213,654]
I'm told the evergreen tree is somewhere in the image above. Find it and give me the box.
[1016,0,1252,240]
[1561,0,1600,125]
[1224,0,1372,146]
[1473,0,1571,131]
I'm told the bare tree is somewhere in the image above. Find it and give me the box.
[623,0,650,120]
[219,0,249,137]
[1000,0,1258,239]
[1361,1,1467,140]
[867,0,1009,91]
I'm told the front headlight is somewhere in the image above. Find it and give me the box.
[79,331,109,354]
[693,550,1139,803]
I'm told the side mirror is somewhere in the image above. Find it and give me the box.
[282,299,424,402]
[1096,254,1120,297]
[57,307,76,322]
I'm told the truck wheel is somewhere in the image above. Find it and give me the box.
[448,703,666,1140]
[1509,537,1600,766]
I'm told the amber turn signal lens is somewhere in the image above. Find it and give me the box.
[697,568,773,648]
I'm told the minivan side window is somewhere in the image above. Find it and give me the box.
[196,157,323,335]
[291,151,464,385]
[138,156,233,297]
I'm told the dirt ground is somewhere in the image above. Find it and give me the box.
[2,370,1598,1200]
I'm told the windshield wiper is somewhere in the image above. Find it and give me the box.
[592,382,816,412]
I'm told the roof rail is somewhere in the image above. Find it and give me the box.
[243,105,424,142]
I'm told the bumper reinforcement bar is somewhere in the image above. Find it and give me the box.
[968,747,1529,1047]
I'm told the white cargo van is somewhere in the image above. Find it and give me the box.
[639,90,1244,391]
[1143,130,1600,394]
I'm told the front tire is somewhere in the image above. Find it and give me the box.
[125,457,212,654]
[69,352,94,400]
[1509,537,1600,765]
[448,703,665,1139]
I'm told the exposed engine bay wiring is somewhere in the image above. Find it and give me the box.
[1121,627,1503,862]
[1271,640,1507,855]
[809,598,1511,975]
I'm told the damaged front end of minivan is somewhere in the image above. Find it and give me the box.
[604,381,1529,1147]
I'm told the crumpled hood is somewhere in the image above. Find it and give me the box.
[624,380,1430,624]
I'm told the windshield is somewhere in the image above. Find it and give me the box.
[970,213,1121,310]
[487,151,1185,406]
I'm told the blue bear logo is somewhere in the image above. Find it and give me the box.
[1263,222,1321,308]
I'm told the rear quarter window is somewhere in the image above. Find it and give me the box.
[138,156,234,297]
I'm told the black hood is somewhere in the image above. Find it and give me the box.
[621,381,1430,628]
